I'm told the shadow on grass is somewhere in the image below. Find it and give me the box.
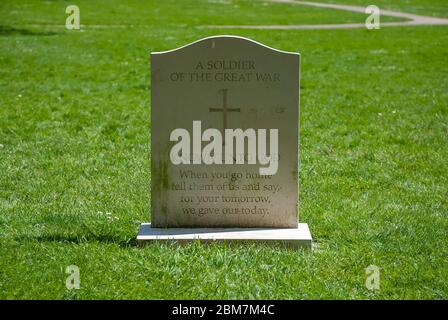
[15,233,138,248]
[0,25,60,36]
[14,233,313,252]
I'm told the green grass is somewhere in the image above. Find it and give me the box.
[0,0,447,299]
[0,0,407,27]
[317,0,448,18]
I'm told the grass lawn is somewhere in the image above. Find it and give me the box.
[317,0,448,18]
[0,0,447,299]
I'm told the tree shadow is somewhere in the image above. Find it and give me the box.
[0,25,60,36]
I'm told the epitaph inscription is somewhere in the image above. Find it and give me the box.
[151,36,300,228]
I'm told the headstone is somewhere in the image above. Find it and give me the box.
[138,36,311,248]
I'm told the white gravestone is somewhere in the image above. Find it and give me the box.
[138,36,311,248]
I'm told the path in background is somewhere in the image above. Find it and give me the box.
[205,0,448,30]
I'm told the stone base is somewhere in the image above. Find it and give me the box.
[137,223,312,249]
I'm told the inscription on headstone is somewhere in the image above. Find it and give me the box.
[151,36,300,228]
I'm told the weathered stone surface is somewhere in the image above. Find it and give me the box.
[151,36,300,228]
